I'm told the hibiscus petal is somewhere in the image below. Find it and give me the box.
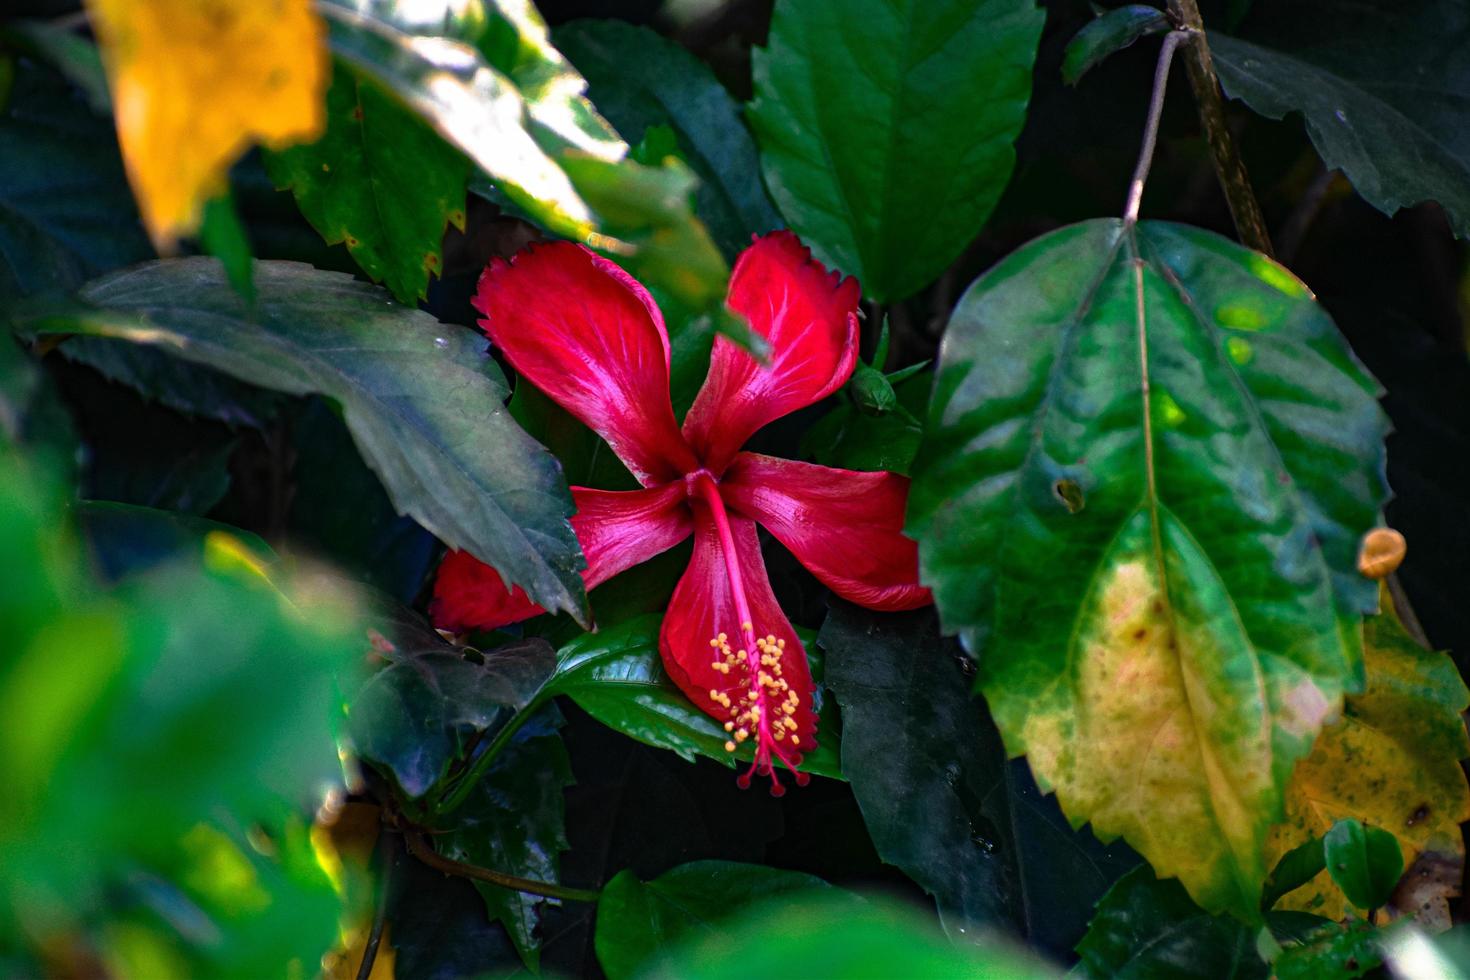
[659,507,818,785]
[682,231,861,474]
[721,453,931,612]
[431,483,692,631]
[474,242,697,486]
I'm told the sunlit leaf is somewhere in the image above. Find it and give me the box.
[749,0,1044,301]
[85,0,328,247]
[263,64,470,304]
[908,220,1390,917]
[1266,599,1470,924]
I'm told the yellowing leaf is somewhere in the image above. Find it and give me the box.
[1267,595,1470,927]
[86,0,328,248]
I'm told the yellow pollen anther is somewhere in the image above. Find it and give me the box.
[735,728,749,742]
[724,721,734,731]
[792,735,801,746]
[740,621,753,632]
[724,740,736,752]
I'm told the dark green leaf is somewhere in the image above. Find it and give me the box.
[1322,819,1404,910]
[263,64,469,304]
[436,710,573,971]
[74,500,271,582]
[16,258,588,622]
[199,190,254,304]
[286,398,435,602]
[387,843,524,980]
[1,20,110,113]
[348,603,555,800]
[749,0,1045,301]
[0,59,150,302]
[1075,866,1268,978]
[554,18,782,258]
[800,368,928,474]
[594,860,840,980]
[643,893,1051,979]
[1273,918,1384,980]
[1061,5,1171,86]
[908,220,1389,916]
[546,615,843,781]
[1261,834,1327,912]
[1212,1,1470,237]
[818,601,1010,938]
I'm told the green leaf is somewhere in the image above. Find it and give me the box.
[74,500,271,582]
[642,893,1052,979]
[1260,835,1327,913]
[319,0,607,240]
[263,64,469,304]
[1212,0,1470,238]
[1061,5,1171,86]
[749,0,1044,301]
[0,59,150,302]
[1323,819,1404,911]
[1273,918,1385,980]
[435,710,573,971]
[199,189,254,304]
[546,614,843,781]
[15,258,588,623]
[818,601,1011,938]
[800,367,929,474]
[0,445,361,975]
[907,219,1390,917]
[1075,865,1326,979]
[347,602,556,799]
[594,861,841,980]
[554,18,782,258]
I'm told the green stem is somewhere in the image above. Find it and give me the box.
[431,692,547,818]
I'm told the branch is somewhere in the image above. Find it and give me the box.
[1166,0,1275,256]
[1124,30,1191,225]
[402,829,601,904]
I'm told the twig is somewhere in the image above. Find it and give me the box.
[1166,0,1274,256]
[402,829,601,904]
[1277,165,1341,264]
[355,833,394,980]
[1124,30,1191,225]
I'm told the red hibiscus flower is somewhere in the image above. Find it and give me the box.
[432,231,931,793]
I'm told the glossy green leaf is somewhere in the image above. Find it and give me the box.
[1061,5,1171,86]
[1212,0,1470,237]
[546,615,843,781]
[347,602,556,799]
[641,893,1053,979]
[555,18,781,258]
[436,711,573,971]
[749,0,1044,301]
[263,64,469,304]
[1075,866,1326,979]
[908,219,1390,917]
[15,258,587,622]
[595,861,840,980]
[818,601,1010,938]
[1323,819,1404,911]
[0,59,150,302]
[800,367,929,474]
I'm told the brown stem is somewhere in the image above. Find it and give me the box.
[402,830,601,904]
[1166,0,1275,257]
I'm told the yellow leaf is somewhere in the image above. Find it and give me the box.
[86,0,327,248]
[1267,593,1470,927]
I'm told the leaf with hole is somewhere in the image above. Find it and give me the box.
[908,219,1389,917]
